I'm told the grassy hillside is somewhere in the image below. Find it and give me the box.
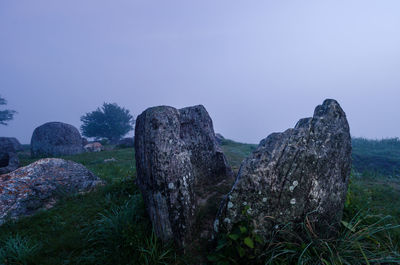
[352,137,400,176]
[0,140,399,264]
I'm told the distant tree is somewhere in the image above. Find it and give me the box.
[0,95,17,125]
[80,103,134,142]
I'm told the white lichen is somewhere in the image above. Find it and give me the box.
[168,183,174,189]
[290,198,296,205]
[243,202,247,206]
[227,202,234,209]
[223,218,231,224]
[214,220,219,232]
[262,197,267,202]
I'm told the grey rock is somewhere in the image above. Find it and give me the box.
[0,158,103,224]
[216,99,351,238]
[31,122,84,157]
[117,137,134,148]
[135,105,233,248]
[0,138,20,174]
[0,137,23,152]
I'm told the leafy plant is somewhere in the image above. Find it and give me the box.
[208,206,264,264]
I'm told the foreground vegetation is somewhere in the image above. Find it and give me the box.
[0,139,399,264]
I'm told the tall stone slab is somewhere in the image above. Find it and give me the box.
[216,99,352,238]
[135,105,233,248]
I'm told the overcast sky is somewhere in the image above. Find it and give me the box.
[1,0,399,144]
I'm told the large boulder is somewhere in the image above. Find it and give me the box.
[216,99,351,238]
[31,122,84,157]
[0,137,23,152]
[0,137,20,174]
[0,158,103,224]
[135,105,233,248]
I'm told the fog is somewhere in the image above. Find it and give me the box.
[1,0,399,144]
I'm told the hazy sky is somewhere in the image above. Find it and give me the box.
[1,0,399,144]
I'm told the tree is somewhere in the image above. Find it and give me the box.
[80,103,134,142]
[0,95,16,126]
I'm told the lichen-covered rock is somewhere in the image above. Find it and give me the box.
[0,158,103,224]
[84,142,103,152]
[0,137,20,174]
[135,105,233,248]
[31,122,84,157]
[216,99,351,238]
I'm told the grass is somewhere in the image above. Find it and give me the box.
[219,139,257,172]
[352,137,400,176]
[0,147,179,264]
[0,139,399,264]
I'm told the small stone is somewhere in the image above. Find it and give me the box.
[290,198,296,205]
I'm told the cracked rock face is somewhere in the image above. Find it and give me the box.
[135,105,233,248]
[0,158,103,225]
[216,99,351,238]
[0,137,20,174]
[31,122,84,157]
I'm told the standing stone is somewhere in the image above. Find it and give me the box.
[0,138,20,174]
[31,122,84,157]
[0,158,103,224]
[216,99,351,238]
[135,105,233,248]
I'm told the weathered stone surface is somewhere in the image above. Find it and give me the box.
[31,122,84,157]
[84,142,103,152]
[135,105,233,248]
[216,99,351,238]
[117,137,134,148]
[0,158,103,224]
[0,137,20,174]
[0,137,23,152]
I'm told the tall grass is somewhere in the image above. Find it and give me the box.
[210,213,400,265]
[84,194,177,265]
[0,235,41,265]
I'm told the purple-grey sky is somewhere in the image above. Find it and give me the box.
[1,0,400,144]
